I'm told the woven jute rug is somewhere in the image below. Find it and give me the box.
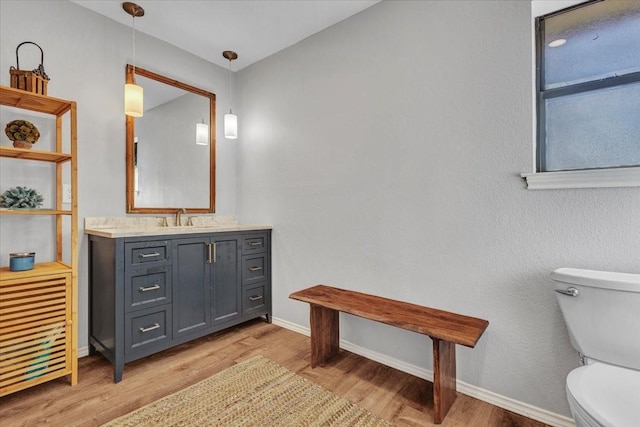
[102,355,392,427]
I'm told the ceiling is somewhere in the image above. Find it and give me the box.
[71,0,381,71]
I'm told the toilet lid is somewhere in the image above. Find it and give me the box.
[567,362,640,427]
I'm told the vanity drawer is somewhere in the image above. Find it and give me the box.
[242,254,268,285]
[125,266,172,312]
[125,240,171,270]
[242,233,268,254]
[125,306,171,359]
[243,282,269,316]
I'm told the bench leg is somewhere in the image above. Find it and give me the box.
[432,338,457,424]
[309,304,339,368]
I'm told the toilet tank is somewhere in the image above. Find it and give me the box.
[552,268,640,371]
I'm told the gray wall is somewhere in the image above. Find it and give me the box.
[0,0,237,351]
[236,0,640,418]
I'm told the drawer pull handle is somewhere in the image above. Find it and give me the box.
[139,284,160,292]
[249,266,263,272]
[139,252,160,258]
[249,242,262,246]
[139,323,160,333]
[249,295,263,301]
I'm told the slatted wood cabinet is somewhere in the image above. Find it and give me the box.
[0,86,78,396]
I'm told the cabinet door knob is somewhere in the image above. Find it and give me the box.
[139,323,160,333]
[249,266,263,272]
[138,284,160,292]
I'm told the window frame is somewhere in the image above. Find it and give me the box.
[524,0,640,189]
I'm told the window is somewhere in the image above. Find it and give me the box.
[525,0,640,189]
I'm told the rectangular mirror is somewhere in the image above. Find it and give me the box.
[126,64,216,213]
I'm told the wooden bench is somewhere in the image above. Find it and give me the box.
[289,285,489,424]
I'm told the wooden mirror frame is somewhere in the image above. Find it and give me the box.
[126,64,216,213]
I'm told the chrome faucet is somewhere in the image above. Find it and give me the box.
[175,208,187,226]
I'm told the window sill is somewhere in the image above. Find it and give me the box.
[521,167,640,190]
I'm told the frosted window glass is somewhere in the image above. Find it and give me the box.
[544,1,640,89]
[544,82,640,171]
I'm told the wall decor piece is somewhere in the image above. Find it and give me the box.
[9,41,50,95]
[4,119,40,148]
[1,186,43,208]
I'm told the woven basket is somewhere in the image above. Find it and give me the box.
[9,42,50,95]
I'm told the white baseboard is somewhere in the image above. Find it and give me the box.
[78,346,90,358]
[272,317,575,427]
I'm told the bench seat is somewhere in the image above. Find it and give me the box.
[289,284,489,424]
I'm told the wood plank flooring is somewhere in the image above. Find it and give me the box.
[0,320,549,427]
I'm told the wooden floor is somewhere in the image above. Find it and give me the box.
[0,320,549,427]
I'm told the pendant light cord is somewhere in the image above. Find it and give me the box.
[132,14,136,75]
[228,59,233,114]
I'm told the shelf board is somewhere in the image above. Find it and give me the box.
[0,86,72,116]
[0,208,72,215]
[0,261,72,281]
[0,146,72,163]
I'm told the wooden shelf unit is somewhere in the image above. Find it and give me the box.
[0,85,78,397]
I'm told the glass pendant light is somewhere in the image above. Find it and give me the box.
[123,2,144,117]
[196,120,209,145]
[223,50,238,139]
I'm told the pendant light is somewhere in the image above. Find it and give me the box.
[223,50,238,139]
[123,2,144,117]
[196,120,209,145]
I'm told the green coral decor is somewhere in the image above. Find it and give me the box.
[1,186,44,209]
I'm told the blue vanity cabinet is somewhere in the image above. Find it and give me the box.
[88,229,271,383]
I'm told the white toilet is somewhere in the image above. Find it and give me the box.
[552,268,640,427]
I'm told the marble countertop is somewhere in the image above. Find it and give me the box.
[84,216,272,238]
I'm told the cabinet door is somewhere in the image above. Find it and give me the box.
[211,237,242,325]
[172,238,211,338]
[0,271,72,397]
